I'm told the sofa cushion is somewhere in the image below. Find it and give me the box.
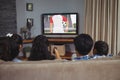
[0,56,120,80]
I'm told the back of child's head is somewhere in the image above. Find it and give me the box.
[29,35,50,60]
[94,40,109,56]
[11,34,23,45]
[0,37,19,61]
[32,35,49,47]
[74,33,93,55]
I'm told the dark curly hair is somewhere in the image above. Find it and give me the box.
[28,35,55,61]
[94,40,108,56]
[74,34,93,55]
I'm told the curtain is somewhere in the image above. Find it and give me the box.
[118,0,120,55]
[84,0,119,55]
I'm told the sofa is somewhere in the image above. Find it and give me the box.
[0,56,120,80]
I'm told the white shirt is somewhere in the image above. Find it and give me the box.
[52,15,64,33]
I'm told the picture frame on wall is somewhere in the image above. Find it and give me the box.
[27,18,33,26]
[26,3,33,11]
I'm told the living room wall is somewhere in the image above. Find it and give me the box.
[16,0,85,38]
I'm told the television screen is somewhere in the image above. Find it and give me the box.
[42,13,79,38]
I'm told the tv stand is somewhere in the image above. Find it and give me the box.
[48,38,74,44]
[23,38,74,44]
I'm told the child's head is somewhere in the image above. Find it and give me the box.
[93,40,109,56]
[0,37,19,61]
[74,33,93,56]
[10,34,23,52]
[11,34,23,45]
[28,35,50,60]
[32,35,49,47]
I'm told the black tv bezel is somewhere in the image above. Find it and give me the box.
[41,13,79,36]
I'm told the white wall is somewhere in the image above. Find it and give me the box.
[16,0,85,38]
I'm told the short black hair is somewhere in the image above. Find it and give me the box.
[11,34,23,45]
[94,40,108,56]
[74,34,93,55]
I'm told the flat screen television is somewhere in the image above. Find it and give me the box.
[41,13,79,38]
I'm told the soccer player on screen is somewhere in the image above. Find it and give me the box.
[49,15,69,33]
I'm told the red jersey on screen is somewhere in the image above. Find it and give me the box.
[50,15,67,23]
